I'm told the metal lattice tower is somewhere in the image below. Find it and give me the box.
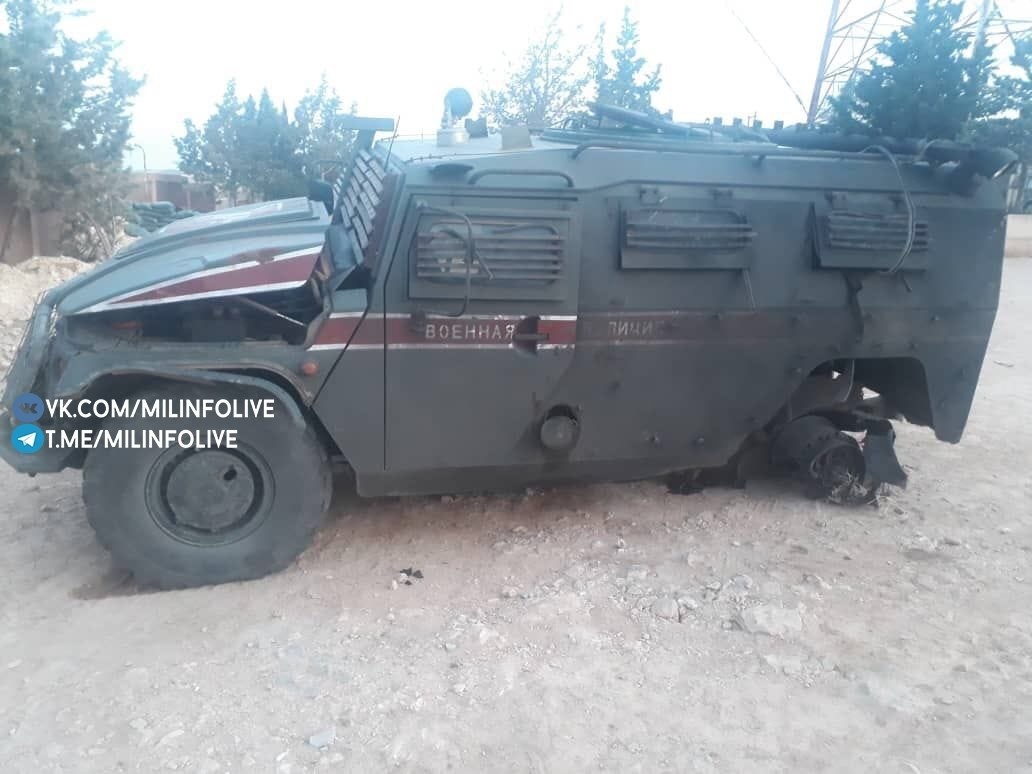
[806,0,912,125]
[806,0,1031,125]
[958,0,1032,47]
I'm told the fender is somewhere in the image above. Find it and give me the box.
[0,368,310,475]
[60,367,309,428]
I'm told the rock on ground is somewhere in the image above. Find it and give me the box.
[740,604,804,637]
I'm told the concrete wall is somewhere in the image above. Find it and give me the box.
[1007,214,1032,258]
[0,185,64,264]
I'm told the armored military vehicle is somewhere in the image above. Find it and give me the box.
[0,92,1015,587]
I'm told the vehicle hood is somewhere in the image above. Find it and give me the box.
[54,197,330,316]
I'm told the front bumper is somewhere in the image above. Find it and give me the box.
[0,411,76,474]
[1,292,55,406]
[0,292,72,474]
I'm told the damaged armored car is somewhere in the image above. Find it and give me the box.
[0,96,1016,587]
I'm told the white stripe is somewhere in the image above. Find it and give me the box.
[311,342,581,352]
[327,312,410,319]
[307,343,380,351]
[126,280,305,306]
[578,339,688,347]
[270,246,322,262]
[80,247,320,314]
[388,343,514,350]
[329,311,580,321]
[81,280,309,314]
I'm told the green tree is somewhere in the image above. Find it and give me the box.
[175,80,246,203]
[995,31,1031,116]
[828,0,994,140]
[593,6,663,115]
[293,75,358,184]
[236,89,304,201]
[966,32,1032,210]
[0,0,142,261]
[480,10,603,129]
[175,77,357,203]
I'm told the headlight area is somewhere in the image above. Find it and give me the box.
[2,297,53,407]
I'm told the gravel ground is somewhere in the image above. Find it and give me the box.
[1,259,1030,773]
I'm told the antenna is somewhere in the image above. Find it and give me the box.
[383,116,401,170]
[723,1,809,119]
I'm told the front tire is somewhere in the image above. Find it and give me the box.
[82,383,332,588]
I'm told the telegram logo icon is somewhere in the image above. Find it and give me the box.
[11,424,44,454]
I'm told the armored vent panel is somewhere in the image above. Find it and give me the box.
[816,210,930,270]
[620,207,756,270]
[410,209,573,301]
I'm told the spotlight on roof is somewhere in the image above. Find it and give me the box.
[438,87,473,147]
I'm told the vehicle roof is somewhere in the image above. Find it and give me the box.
[368,123,1014,198]
[378,134,574,165]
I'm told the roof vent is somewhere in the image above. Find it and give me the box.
[500,126,533,150]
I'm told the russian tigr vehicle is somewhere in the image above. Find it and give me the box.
[0,93,1016,587]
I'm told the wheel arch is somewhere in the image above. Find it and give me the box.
[67,367,343,465]
[776,356,934,431]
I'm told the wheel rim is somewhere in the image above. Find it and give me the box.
[145,445,274,546]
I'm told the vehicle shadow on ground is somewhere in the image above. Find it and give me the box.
[65,471,813,601]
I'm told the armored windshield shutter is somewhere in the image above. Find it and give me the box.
[409,207,572,301]
[620,203,756,270]
[338,149,393,268]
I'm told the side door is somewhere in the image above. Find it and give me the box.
[382,188,581,475]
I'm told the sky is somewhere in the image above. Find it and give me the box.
[62,0,1030,172]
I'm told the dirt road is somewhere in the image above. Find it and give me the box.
[1,260,1031,773]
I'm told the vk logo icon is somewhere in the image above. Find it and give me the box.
[11,423,44,454]
[12,392,44,423]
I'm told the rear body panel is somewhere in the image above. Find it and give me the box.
[312,139,1006,495]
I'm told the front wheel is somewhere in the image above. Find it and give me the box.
[82,383,332,588]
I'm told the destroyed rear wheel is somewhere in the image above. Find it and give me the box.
[82,383,332,588]
[771,415,878,505]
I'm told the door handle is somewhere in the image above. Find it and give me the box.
[513,316,546,353]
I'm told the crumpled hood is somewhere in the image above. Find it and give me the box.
[54,197,330,316]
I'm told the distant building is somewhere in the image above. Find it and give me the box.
[128,170,215,213]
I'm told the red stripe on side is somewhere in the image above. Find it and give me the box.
[387,316,520,346]
[311,316,363,347]
[539,317,577,345]
[310,314,579,349]
[114,251,319,305]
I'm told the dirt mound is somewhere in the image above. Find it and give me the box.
[0,256,91,375]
